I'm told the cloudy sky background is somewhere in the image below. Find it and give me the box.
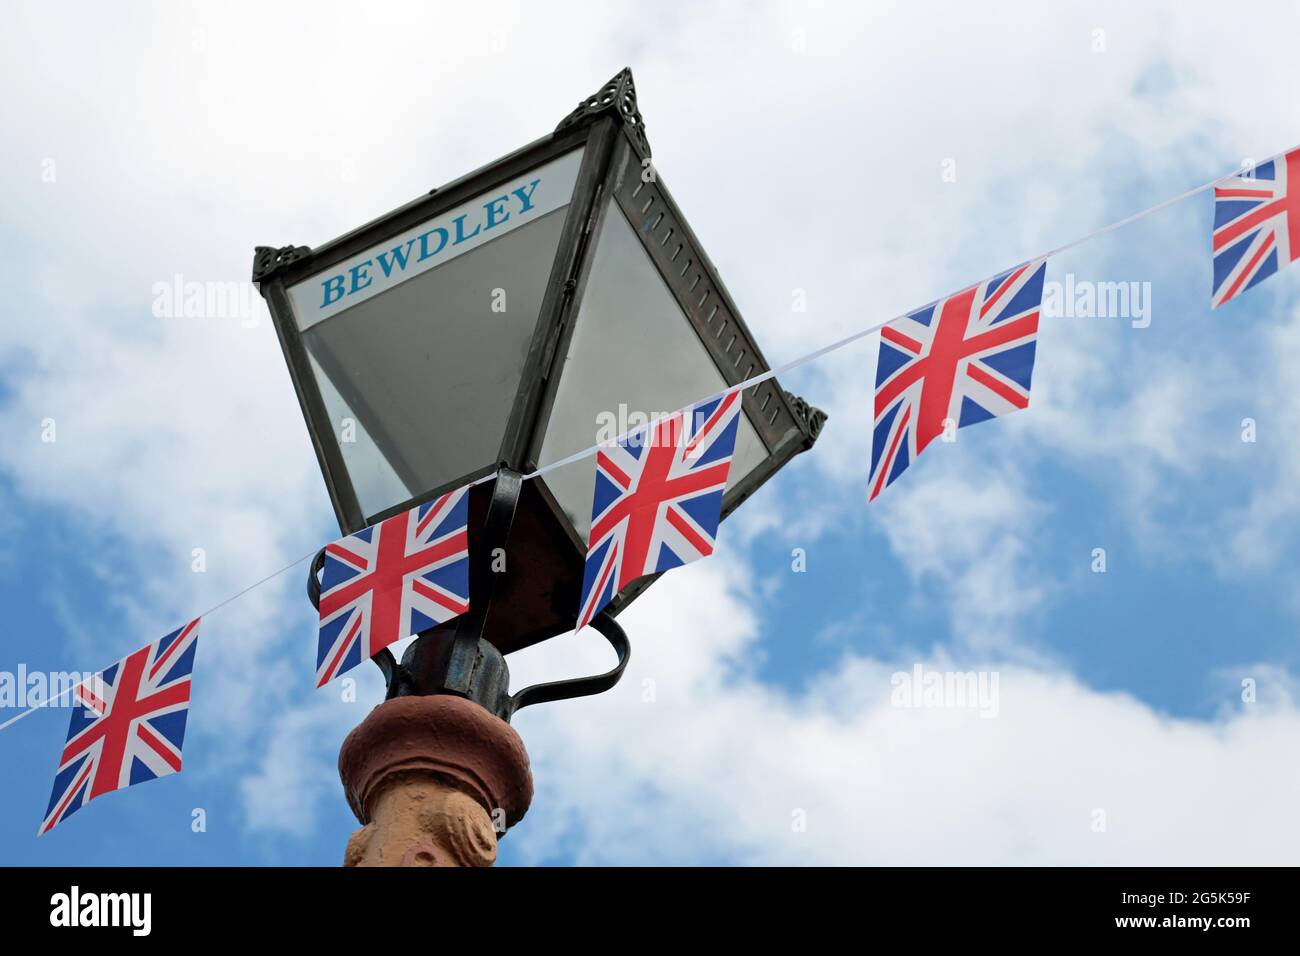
[2,0,1300,864]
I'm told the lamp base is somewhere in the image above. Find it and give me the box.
[337,694,533,867]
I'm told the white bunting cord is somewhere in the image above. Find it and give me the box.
[526,142,1299,483]
[0,547,321,733]
[1,142,1294,736]
[0,679,90,732]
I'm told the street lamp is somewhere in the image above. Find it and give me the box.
[253,69,825,864]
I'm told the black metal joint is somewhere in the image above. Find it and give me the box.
[252,244,311,284]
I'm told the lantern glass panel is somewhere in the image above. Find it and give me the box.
[287,149,584,520]
[535,201,769,540]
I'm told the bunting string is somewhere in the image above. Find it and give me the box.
[525,142,1299,481]
[0,546,321,732]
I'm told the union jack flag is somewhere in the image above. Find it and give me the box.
[316,486,470,686]
[1212,148,1300,308]
[577,392,743,630]
[869,260,1046,501]
[41,619,199,835]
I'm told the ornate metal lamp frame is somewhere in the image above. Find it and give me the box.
[256,70,826,710]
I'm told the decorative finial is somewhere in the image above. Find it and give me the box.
[251,244,311,284]
[784,390,828,442]
[556,67,650,157]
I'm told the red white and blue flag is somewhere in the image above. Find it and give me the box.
[41,619,199,835]
[1212,148,1300,308]
[577,392,743,630]
[869,260,1046,501]
[316,486,470,686]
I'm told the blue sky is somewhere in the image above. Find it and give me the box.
[2,1,1300,866]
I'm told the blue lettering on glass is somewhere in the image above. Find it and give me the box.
[417,227,449,262]
[452,213,481,245]
[375,239,416,278]
[321,274,346,307]
[349,260,373,294]
[316,174,546,310]
[483,195,510,229]
[512,179,541,212]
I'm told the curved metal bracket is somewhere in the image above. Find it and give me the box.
[307,498,632,715]
[307,547,326,610]
[506,612,631,719]
[371,647,402,699]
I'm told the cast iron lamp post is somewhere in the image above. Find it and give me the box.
[253,69,825,865]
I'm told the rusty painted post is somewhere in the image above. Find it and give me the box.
[337,694,532,867]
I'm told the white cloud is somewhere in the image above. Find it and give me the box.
[238,687,378,839]
[1222,302,1300,569]
[508,559,1300,865]
[870,459,1049,653]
